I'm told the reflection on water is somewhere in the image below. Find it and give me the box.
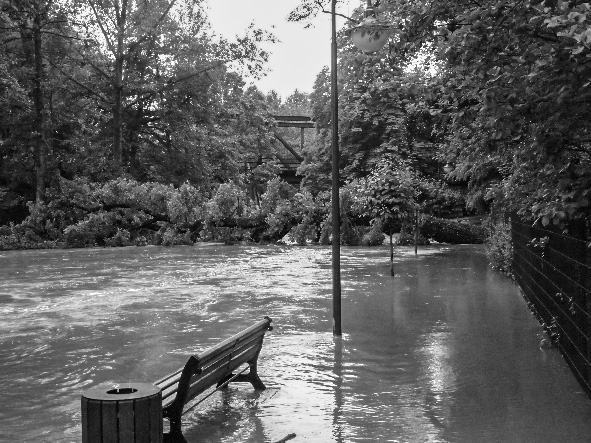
[1,244,590,442]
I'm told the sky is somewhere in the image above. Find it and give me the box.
[206,0,357,100]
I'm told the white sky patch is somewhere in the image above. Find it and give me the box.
[206,0,357,99]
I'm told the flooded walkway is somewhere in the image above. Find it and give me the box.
[1,244,590,442]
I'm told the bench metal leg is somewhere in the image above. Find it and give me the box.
[163,430,188,443]
[242,360,266,390]
[163,414,188,443]
[216,360,266,390]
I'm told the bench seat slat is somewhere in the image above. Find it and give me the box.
[196,320,270,367]
[198,330,266,372]
[185,345,261,405]
[158,329,266,395]
[157,330,266,396]
[157,373,182,393]
[155,368,183,388]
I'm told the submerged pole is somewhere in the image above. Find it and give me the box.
[331,0,342,336]
[414,210,419,256]
[390,224,394,277]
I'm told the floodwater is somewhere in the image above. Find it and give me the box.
[1,244,590,443]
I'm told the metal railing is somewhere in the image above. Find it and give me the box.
[511,217,591,398]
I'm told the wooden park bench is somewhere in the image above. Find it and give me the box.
[156,316,273,442]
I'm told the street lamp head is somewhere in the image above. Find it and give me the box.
[349,19,391,53]
[348,2,391,53]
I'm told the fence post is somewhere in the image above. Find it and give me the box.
[583,222,591,390]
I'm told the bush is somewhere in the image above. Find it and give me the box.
[168,183,205,226]
[287,223,310,245]
[201,182,261,242]
[64,211,116,247]
[319,221,331,245]
[104,228,132,247]
[361,219,385,246]
[0,222,56,250]
[157,227,195,246]
[396,232,430,246]
[341,218,362,245]
[0,177,212,249]
[484,217,513,274]
[420,216,485,244]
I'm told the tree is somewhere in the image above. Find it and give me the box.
[298,67,332,193]
[355,158,420,274]
[292,0,591,227]
[0,0,283,226]
[59,0,275,176]
[1,0,56,202]
[385,0,591,225]
[300,16,446,192]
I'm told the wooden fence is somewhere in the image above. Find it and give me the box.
[511,217,591,397]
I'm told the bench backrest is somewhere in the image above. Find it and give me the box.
[157,317,273,418]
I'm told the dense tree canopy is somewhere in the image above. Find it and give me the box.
[6,0,588,248]
[390,0,591,225]
[292,0,590,228]
[0,0,276,201]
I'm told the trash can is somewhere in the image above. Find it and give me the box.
[81,383,162,443]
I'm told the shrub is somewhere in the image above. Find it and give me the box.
[361,219,385,246]
[0,220,55,250]
[64,211,116,247]
[168,182,205,226]
[341,220,363,245]
[0,224,25,250]
[104,228,132,247]
[396,232,430,246]
[319,221,331,245]
[484,217,513,274]
[154,227,195,246]
[420,216,485,244]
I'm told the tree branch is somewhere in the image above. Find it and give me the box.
[46,59,110,103]
[318,0,359,24]
[125,0,179,57]
[40,30,83,40]
[72,50,112,82]
[88,0,117,57]
[166,60,230,86]
[40,19,69,27]
[114,0,121,24]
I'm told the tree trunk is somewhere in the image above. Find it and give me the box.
[113,56,123,170]
[33,12,47,203]
[112,0,127,171]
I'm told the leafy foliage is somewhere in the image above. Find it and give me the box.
[354,158,419,221]
[383,0,591,227]
[483,216,513,274]
[295,0,591,235]
[9,0,589,256]
[420,216,484,245]
[0,0,277,201]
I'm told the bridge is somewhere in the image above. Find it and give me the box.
[243,115,314,185]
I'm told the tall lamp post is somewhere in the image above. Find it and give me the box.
[331,0,342,336]
[331,0,391,336]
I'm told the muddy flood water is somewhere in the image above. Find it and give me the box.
[1,244,590,442]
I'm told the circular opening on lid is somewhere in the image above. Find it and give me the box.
[106,388,138,395]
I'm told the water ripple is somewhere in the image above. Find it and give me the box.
[1,245,590,442]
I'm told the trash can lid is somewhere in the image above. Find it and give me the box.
[82,382,160,401]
